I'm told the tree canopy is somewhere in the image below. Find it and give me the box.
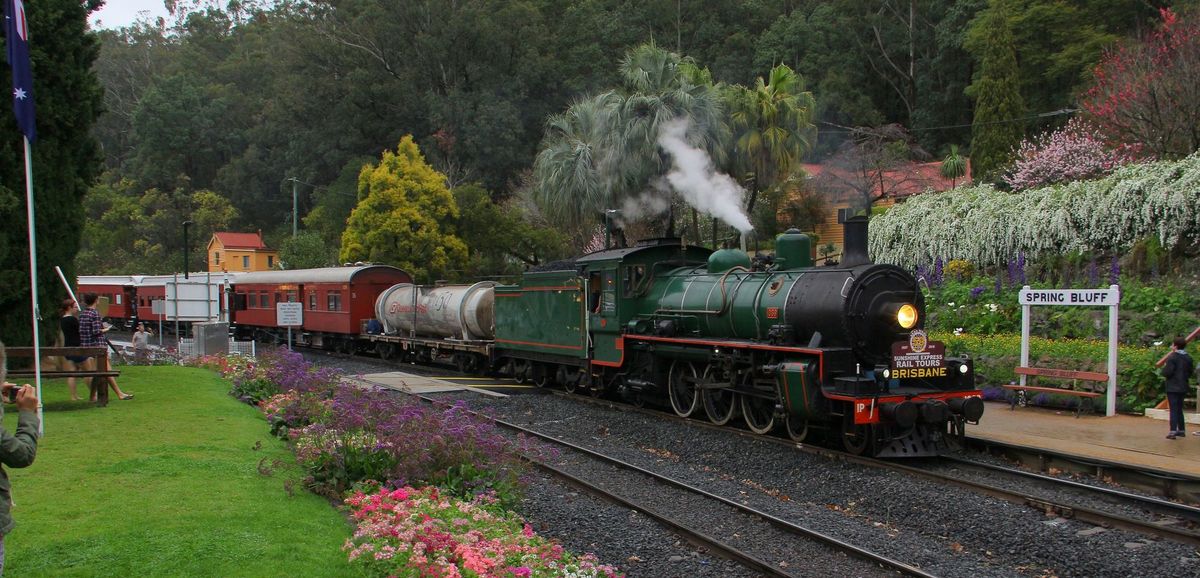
[65,0,1192,275]
[0,0,102,347]
[340,137,467,282]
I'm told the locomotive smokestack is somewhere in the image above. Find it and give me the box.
[842,215,869,267]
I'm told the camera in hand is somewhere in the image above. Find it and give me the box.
[5,386,18,403]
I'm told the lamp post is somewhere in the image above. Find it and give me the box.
[287,177,298,238]
[182,220,193,279]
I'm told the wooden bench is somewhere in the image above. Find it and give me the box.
[6,347,121,406]
[1002,367,1107,418]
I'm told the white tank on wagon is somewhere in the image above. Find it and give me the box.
[375,281,497,341]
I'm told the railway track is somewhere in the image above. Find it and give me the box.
[384,385,936,578]
[541,389,1200,548]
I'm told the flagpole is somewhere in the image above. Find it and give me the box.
[22,134,41,436]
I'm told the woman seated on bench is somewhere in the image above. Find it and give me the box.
[77,293,132,401]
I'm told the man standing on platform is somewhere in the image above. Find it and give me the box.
[1162,337,1194,439]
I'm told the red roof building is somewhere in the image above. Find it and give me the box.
[207,231,279,272]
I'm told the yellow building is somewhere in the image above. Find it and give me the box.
[207,231,279,272]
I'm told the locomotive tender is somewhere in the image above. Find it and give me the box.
[230,217,983,457]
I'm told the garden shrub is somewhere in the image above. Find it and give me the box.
[941,333,1163,412]
[870,153,1200,268]
[343,486,623,578]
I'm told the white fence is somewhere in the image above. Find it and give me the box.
[178,338,257,359]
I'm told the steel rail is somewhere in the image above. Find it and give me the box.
[530,461,792,578]
[940,455,1200,523]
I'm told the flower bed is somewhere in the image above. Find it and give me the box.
[344,485,621,577]
[189,349,622,577]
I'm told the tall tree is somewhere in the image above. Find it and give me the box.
[965,0,1025,182]
[532,44,729,237]
[1081,8,1200,159]
[0,0,103,347]
[340,136,467,282]
[723,64,817,223]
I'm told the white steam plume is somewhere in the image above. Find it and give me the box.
[657,118,754,233]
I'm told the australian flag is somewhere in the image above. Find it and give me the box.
[3,0,34,142]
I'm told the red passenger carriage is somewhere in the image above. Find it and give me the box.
[230,265,410,351]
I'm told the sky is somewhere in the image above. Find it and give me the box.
[88,0,171,30]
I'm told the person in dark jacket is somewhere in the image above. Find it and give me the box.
[1162,337,1195,439]
[0,340,40,573]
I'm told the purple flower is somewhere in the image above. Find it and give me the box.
[1109,256,1120,285]
[970,286,986,301]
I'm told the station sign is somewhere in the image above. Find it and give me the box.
[276,302,303,326]
[890,329,947,378]
[1018,288,1119,306]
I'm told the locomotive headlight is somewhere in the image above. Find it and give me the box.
[882,368,891,379]
[959,363,969,374]
[896,303,918,329]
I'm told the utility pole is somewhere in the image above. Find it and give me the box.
[182,220,193,279]
[291,177,298,238]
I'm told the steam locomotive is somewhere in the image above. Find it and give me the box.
[229,216,983,457]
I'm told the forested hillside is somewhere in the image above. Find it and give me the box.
[79,0,1188,275]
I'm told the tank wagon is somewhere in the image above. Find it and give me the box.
[365,282,498,372]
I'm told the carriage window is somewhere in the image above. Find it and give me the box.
[309,292,317,310]
[327,291,342,311]
[274,292,282,305]
[259,291,269,308]
[287,291,298,302]
[115,294,122,305]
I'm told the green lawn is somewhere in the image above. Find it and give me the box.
[1,365,359,577]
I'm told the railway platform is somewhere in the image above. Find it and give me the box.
[971,400,1200,478]
[353,370,514,397]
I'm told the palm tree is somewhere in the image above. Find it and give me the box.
[532,92,621,227]
[940,144,967,189]
[532,43,729,239]
[724,64,817,222]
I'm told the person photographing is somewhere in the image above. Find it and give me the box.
[0,341,40,573]
[1162,337,1195,439]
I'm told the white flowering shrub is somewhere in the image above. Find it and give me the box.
[869,153,1200,268]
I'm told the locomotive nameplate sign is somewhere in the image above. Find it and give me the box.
[890,330,947,378]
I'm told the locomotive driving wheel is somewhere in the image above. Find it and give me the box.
[701,366,739,426]
[841,412,875,456]
[740,393,776,434]
[531,364,549,388]
[668,361,699,417]
[785,415,809,442]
